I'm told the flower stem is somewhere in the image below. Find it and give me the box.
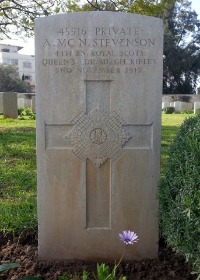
[114,246,128,271]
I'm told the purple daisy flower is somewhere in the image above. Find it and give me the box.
[119,230,139,245]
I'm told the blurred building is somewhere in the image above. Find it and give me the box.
[0,43,35,92]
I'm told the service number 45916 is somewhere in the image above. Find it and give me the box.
[58,28,87,36]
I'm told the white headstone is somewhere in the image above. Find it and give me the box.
[174,101,182,112]
[194,102,200,114]
[162,101,170,109]
[23,96,32,108]
[180,102,193,112]
[32,95,36,113]
[3,92,18,119]
[18,97,25,109]
[0,92,3,113]
[36,12,163,261]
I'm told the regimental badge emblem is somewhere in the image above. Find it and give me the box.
[67,107,131,167]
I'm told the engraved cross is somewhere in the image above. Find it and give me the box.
[45,80,152,229]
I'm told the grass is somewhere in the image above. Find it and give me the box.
[0,118,36,232]
[161,113,190,177]
[0,113,192,232]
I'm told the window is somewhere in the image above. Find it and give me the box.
[11,59,18,66]
[1,48,9,52]
[23,61,32,68]
[2,58,18,65]
[2,58,10,65]
[24,75,32,81]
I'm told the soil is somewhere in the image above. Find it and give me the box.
[0,230,196,280]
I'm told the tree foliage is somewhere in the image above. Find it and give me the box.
[1,0,199,94]
[163,0,200,94]
[67,0,200,94]
[0,65,32,92]
[0,0,67,39]
[66,0,174,15]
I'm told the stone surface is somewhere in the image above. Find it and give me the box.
[32,95,36,113]
[162,101,170,109]
[181,102,193,111]
[24,96,32,108]
[0,92,3,113]
[18,97,25,109]
[174,101,193,112]
[194,102,200,114]
[16,93,36,111]
[174,101,182,112]
[35,12,163,261]
[3,92,18,119]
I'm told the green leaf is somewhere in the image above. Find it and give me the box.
[82,270,89,280]
[0,262,20,272]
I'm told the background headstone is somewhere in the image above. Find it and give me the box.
[24,95,32,108]
[0,92,3,113]
[3,92,18,119]
[18,97,25,109]
[174,101,182,112]
[32,95,36,113]
[36,12,163,261]
[194,102,200,114]
[174,101,193,113]
[180,102,193,112]
[162,101,170,109]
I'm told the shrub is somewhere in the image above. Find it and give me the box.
[181,110,194,114]
[159,114,200,275]
[163,107,175,114]
[18,108,36,120]
[195,108,200,115]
